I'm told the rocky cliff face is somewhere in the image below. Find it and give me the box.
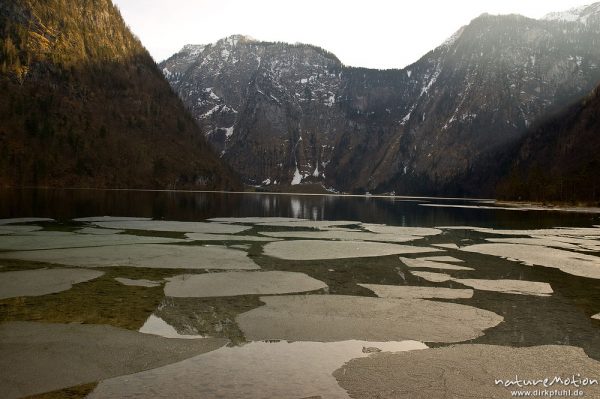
[0,0,240,189]
[162,3,600,195]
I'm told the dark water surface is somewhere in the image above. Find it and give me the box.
[1,188,597,228]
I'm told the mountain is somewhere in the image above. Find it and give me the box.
[0,0,240,189]
[161,5,600,195]
[497,83,600,203]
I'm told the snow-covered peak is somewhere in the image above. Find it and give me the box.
[543,2,600,24]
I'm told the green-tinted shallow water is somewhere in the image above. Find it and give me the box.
[1,188,599,398]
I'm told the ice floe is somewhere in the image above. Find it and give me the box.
[0,217,53,225]
[139,314,204,339]
[0,268,104,299]
[236,295,502,343]
[358,284,473,299]
[185,233,278,242]
[0,231,183,251]
[411,271,453,283]
[0,321,226,399]
[334,344,600,399]
[459,243,600,279]
[75,227,125,235]
[418,255,464,263]
[0,225,43,234]
[92,220,251,234]
[453,278,553,297]
[259,230,421,243]
[410,270,554,296]
[361,224,442,236]
[114,277,161,287]
[400,257,474,271]
[89,339,427,399]
[263,240,440,260]
[1,244,260,270]
[164,271,327,297]
[73,216,151,222]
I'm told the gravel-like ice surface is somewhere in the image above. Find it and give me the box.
[334,344,600,399]
[164,271,327,297]
[1,244,260,270]
[0,321,227,399]
[93,220,251,234]
[0,268,104,299]
[263,240,440,260]
[358,284,473,299]
[400,257,474,271]
[361,224,442,236]
[236,295,502,343]
[114,277,161,287]
[259,230,421,243]
[460,243,600,279]
[89,339,427,399]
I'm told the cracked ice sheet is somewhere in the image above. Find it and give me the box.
[92,220,251,234]
[410,271,554,297]
[459,243,600,279]
[0,321,227,399]
[400,257,474,271]
[263,240,441,260]
[0,268,104,299]
[0,231,183,251]
[236,295,502,343]
[361,224,442,236]
[1,244,260,270]
[88,340,427,399]
[259,230,420,243]
[164,271,327,297]
[334,345,600,399]
[358,284,473,299]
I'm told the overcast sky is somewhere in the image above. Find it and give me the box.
[113,0,590,69]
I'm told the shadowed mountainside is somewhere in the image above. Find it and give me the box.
[0,0,240,190]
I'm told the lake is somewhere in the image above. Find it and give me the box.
[1,188,599,398]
